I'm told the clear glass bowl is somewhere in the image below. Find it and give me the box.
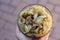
[17,4,53,39]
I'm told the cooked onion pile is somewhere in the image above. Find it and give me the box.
[18,5,52,38]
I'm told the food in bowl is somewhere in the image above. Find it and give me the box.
[17,4,52,38]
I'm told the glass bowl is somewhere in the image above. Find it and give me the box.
[17,4,53,39]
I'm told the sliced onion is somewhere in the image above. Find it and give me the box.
[35,16,46,24]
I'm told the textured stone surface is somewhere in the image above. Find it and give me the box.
[0,19,5,28]
[21,0,37,4]
[38,0,48,6]
[0,11,4,17]
[53,23,60,39]
[48,37,56,40]
[0,4,15,13]
[0,29,17,40]
[54,6,60,13]
[1,13,17,23]
[3,22,16,33]
[0,0,11,4]
[10,0,21,6]
[48,0,60,5]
